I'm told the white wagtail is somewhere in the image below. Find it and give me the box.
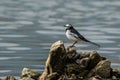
[64,24,100,47]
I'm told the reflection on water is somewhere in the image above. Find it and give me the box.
[0,0,120,78]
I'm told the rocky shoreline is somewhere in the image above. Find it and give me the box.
[2,40,120,80]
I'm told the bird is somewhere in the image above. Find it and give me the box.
[64,24,100,47]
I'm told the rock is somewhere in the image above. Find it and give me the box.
[76,57,90,68]
[46,72,59,80]
[88,51,102,70]
[39,68,48,80]
[5,75,16,80]
[79,52,90,59]
[66,46,76,55]
[67,74,77,80]
[20,68,41,80]
[12,40,119,80]
[65,63,83,75]
[2,40,120,80]
[88,60,111,78]
[39,40,67,80]
[58,75,67,80]
[46,40,67,74]
[66,46,77,59]
[88,75,103,80]
[65,63,89,78]
[112,67,120,78]
[20,77,34,80]
[66,46,78,64]
[39,40,115,80]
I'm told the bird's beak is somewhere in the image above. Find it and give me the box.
[64,25,66,27]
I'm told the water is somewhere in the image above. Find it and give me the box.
[0,0,120,78]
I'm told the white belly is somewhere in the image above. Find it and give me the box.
[66,30,79,42]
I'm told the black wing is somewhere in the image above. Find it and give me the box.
[70,27,89,42]
[71,27,100,47]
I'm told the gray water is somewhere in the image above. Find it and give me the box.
[0,0,120,78]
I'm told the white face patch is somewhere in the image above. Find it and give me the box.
[65,24,71,27]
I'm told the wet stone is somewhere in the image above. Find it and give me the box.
[5,75,16,80]
[3,40,120,80]
[20,68,41,80]
[87,60,111,78]
[38,41,120,80]
[88,51,102,70]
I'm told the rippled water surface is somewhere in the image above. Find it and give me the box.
[0,0,120,78]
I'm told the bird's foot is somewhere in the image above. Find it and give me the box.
[71,41,77,47]
[70,45,75,47]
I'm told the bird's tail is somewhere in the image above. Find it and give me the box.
[88,41,100,48]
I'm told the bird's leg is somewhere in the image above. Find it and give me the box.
[71,41,77,47]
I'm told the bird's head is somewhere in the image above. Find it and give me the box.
[64,24,73,30]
